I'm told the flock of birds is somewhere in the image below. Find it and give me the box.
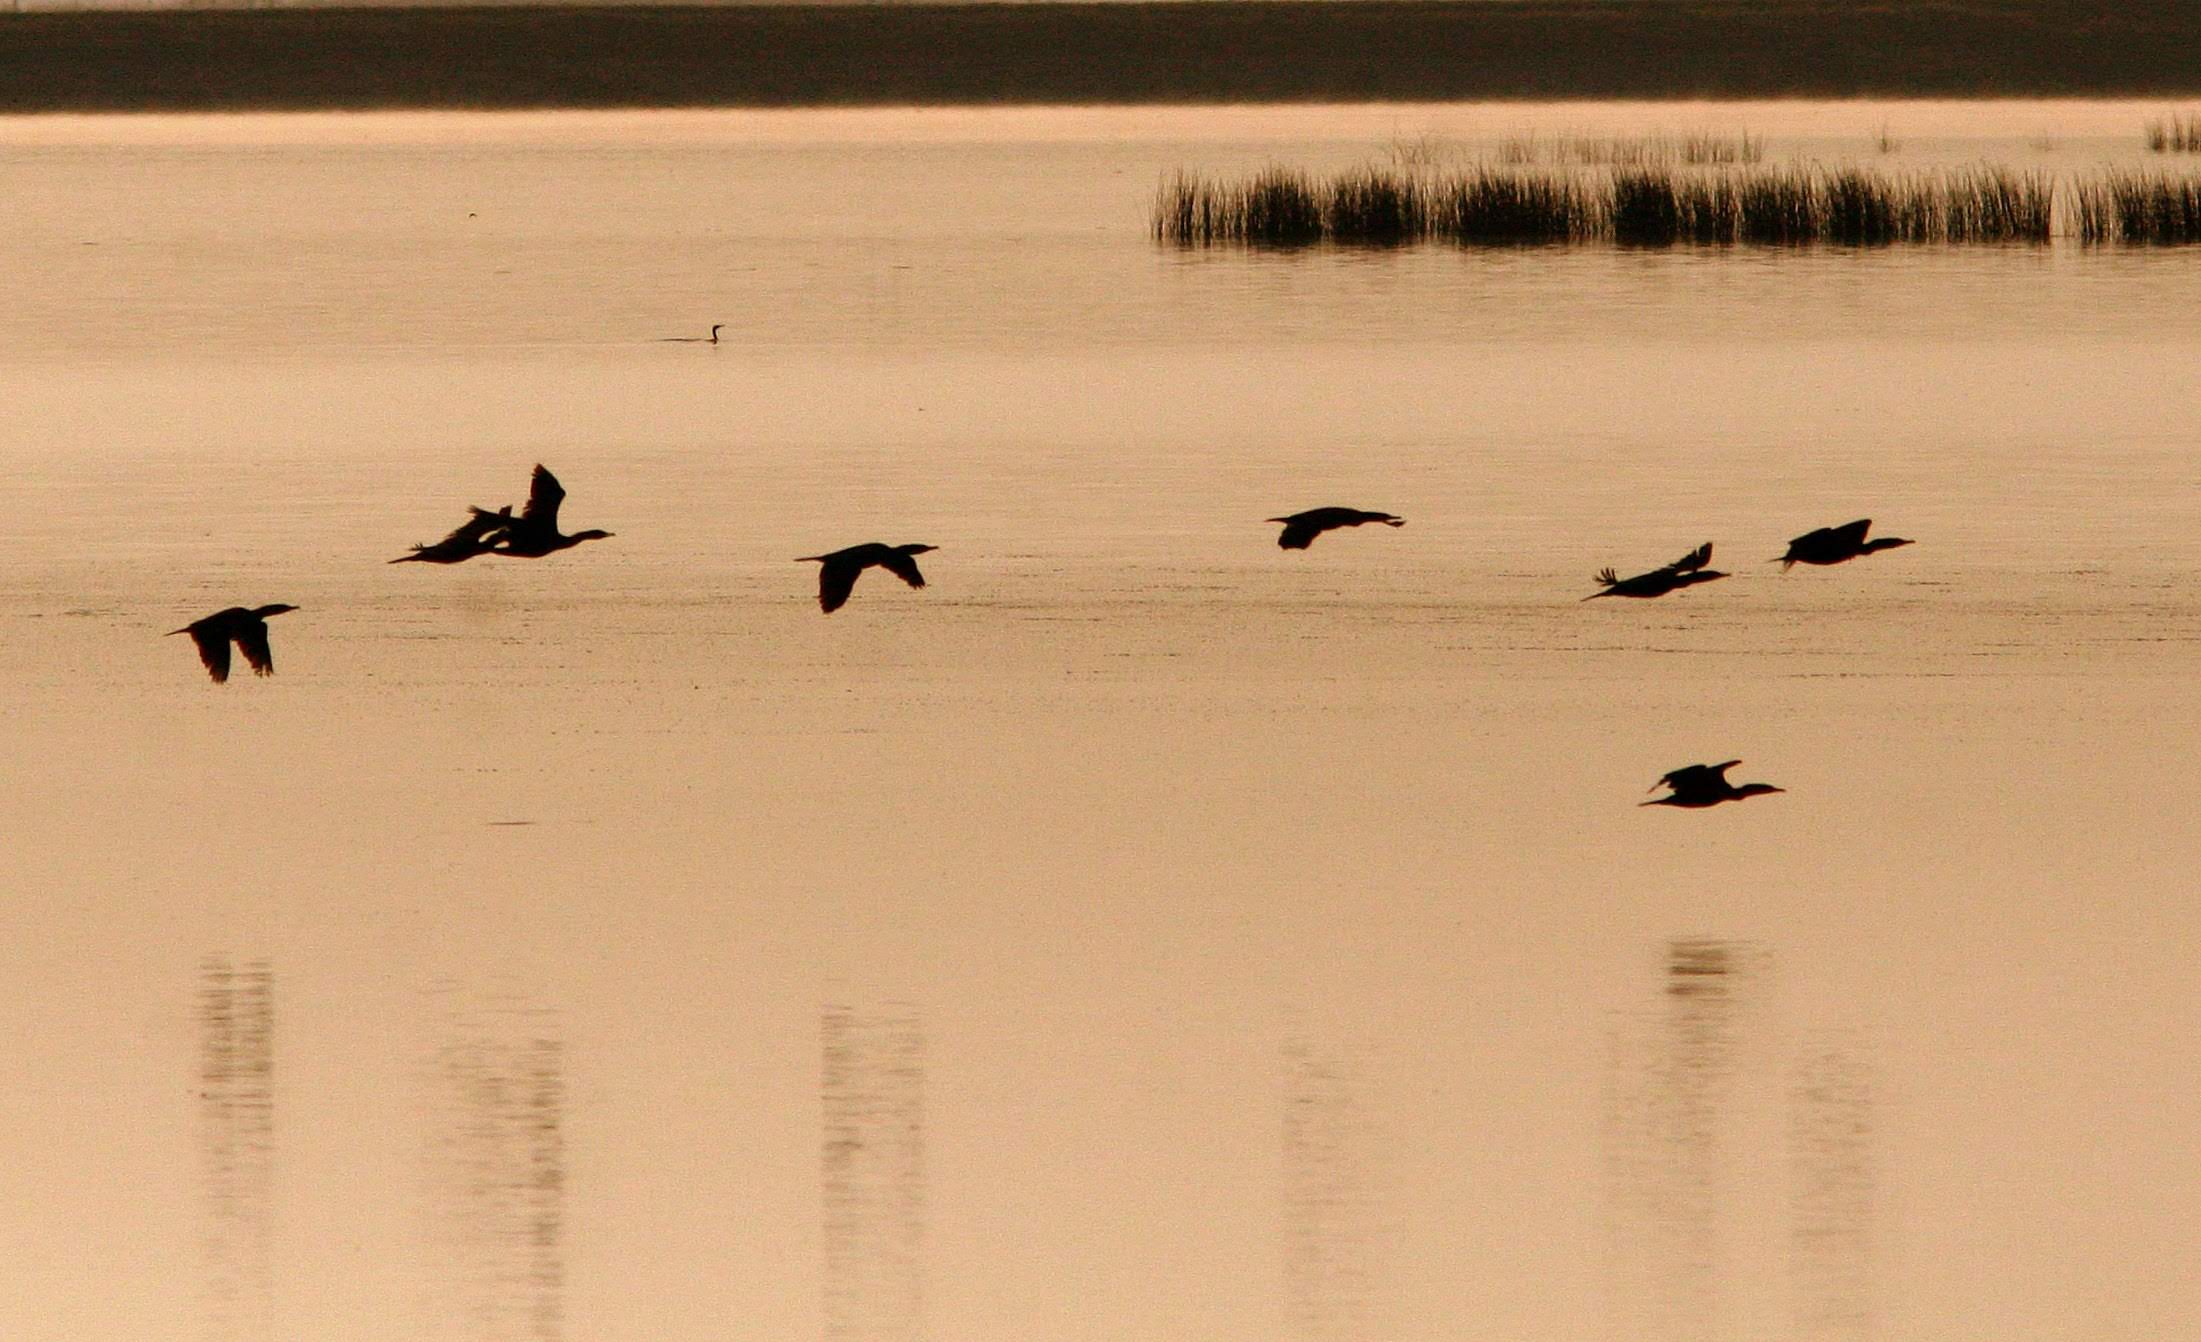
[170,465,1914,810]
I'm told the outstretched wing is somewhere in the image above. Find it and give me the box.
[236,621,276,677]
[519,465,565,529]
[1277,521,1321,550]
[1828,519,1873,547]
[188,625,232,683]
[1656,760,1738,794]
[817,558,859,614]
[1664,542,1714,575]
[876,549,928,590]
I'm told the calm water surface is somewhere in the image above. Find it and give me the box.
[0,101,2196,1342]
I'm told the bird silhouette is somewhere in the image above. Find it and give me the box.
[480,465,612,558]
[1641,760,1784,808]
[659,324,723,344]
[1268,507,1405,550]
[1584,542,1726,599]
[797,543,936,614]
[1776,519,1912,570]
[389,506,512,565]
[168,605,298,683]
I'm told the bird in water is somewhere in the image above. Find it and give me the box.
[388,505,512,565]
[1268,507,1405,550]
[478,464,613,558]
[659,324,723,345]
[1642,760,1784,808]
[1775,519,1913,570]
[797,543,937,614]
[168,605,298,683]
[1584,542,1726,600]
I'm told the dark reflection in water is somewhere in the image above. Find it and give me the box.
[1790,1035,1875,1341]
[199,956,274,1342]
[1604,939,1761,1342]
[1280,1030,1384,1342]
[426,986,565,1342]
[820,1003,926,1342]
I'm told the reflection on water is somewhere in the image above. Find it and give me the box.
[821,1003,926,1342]
[1280,1029,1386,1342]
[198,956,275,1342]
[425,986,565,1342]
[1790,1036,1876,1342]
[1605,939,1763,1342]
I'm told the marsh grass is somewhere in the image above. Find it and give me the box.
[2143,113,2201,153]
[1496,131,1764,167]
[1157,163,2061,247]
[2072,171,2201,243]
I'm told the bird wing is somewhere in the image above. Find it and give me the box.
[520,465,565,529]
[188,625,232,683]
[235,622,276,677]
[817,559,859,614]
[877,549,928,590]
[1829,519,1873,547]
[1656,763,1727,793]
[1277,521,1320,550]
[455,506,513,543]
[1664,542,1714,575]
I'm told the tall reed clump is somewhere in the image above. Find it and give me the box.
[1324,166,1426,245]
[1155,163,2059,248]
[1941,168,2055,242]
[2072,171,2201,244]
[1428,168,1597,244]
[1153,167,1325,246]
[2143,113,2201,153]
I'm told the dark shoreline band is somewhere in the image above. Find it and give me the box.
[3,0,2198,115]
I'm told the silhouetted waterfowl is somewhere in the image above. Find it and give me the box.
[482,465,613,558]
[797,543,936,614]
[1642,760,1784,808]
[1268,507,1405,550]
[659,324,723,344]
[1584,542,1726,600]
[1776,519,1913,570]
[388,506,511,565]
[168,605,297,683]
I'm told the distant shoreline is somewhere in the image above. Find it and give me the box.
[4,1,2200,114]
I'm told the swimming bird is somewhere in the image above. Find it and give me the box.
[1642,760,1784,808]
[659,324,723,345]
[1584,542,1726,600]
[168,605,298,683]
[797,543,937,614]
[1776,519,1913,570]
[388,506,512,565]
[481,465,612,558]
[1268,507,1405,550]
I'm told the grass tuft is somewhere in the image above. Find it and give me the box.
[2144,113,2201,153]
[1154,163,2109,249]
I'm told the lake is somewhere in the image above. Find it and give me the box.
[1,100,2196,1342]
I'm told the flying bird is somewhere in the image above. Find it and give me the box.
[1268,507,1405,550]
[797,543,937,614]
[389,506,511,565]
[168,605,298,683]
[1584,542,1726,599]
[1642,760,1784,808]
[1776,519,1913,570]
[660,324,724,345]
[481,465,613,558]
